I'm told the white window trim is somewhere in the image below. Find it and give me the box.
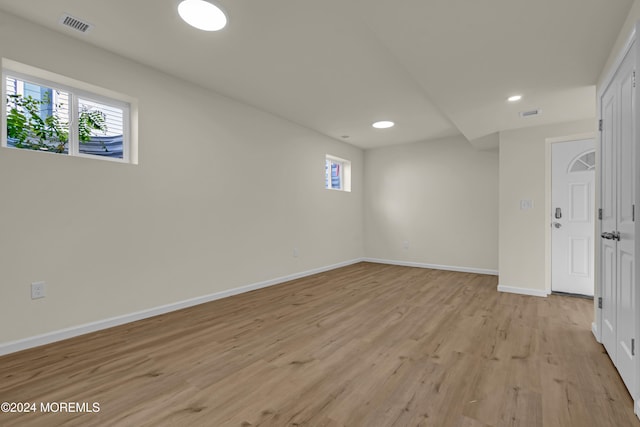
[325,154,351,192]
[2,58,137,164]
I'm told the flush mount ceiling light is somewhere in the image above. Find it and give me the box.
[507,95,523,102]
[372,120,395,129]
[178,0,227,31]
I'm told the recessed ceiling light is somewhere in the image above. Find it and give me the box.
[178,0,227,31]
[372,121,394,129]
[507,95,522,102]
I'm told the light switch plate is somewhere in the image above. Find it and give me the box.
[520,199,533,210]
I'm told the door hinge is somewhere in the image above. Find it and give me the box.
[633,204,635,222]
[598,208,603,220]
[598,297,603,309]
[599,119,603,132]
[633,338,635,356]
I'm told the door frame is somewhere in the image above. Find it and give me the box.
[548,137,596,296]
[595,21,640,415]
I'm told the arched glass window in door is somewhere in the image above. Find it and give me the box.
[569,150,596,172]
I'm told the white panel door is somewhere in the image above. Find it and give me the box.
[615,49,636,396]
[600,42,636,398]
[551,139,595,296]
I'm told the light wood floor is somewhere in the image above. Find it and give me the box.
[0,262,638,427]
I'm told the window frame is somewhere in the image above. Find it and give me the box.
[325,154,351,192]
[2,64,133,164]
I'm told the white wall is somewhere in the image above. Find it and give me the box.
[498,120,595,294]
[363,136,499,273]
[0,11,363,345]
[600,0,640,87]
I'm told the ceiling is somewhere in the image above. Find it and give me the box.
[0,0,633,149]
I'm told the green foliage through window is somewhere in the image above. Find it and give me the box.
[6,92,107,153]
[4,72,130,161]
[7,93,68,152]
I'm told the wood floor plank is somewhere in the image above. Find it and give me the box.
[0,262,638,426]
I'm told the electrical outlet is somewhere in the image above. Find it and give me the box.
[31,281,46,299]
[293,247,299,258]
[403,240,410,250]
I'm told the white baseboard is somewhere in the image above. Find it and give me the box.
[635,399,640,419]
[591,322,601,343]
[363,258,498,276]
[0,258,364,356]
[497,284,549,298]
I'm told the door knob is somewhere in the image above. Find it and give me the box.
[553,222,562,228]
[601,231,621,241]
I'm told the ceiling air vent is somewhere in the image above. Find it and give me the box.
[59,14,94,34]
[519,109,541,118]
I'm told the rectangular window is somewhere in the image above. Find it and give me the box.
[3,66,132,163]
[325,155,351,192]
[77,97,125,159]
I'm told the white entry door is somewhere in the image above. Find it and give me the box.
[551,139,596,296]
[600,41,636,398]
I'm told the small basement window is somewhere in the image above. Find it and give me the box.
[2,61,134,163]
[325,155,351,192]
